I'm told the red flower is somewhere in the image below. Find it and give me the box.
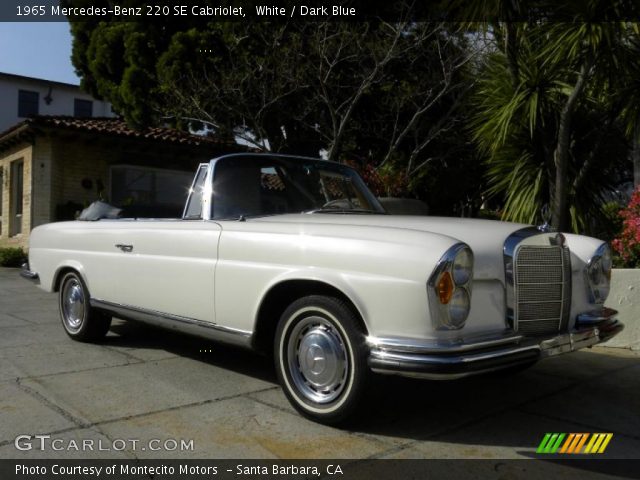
[613,186,640,267]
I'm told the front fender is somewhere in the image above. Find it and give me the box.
[214,223,463,338]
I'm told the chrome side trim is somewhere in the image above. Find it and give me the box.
[20,262,40,284]
[90,299,252,348]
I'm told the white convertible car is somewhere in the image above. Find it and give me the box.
[22,153,623,423]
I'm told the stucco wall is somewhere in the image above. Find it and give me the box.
[0,74,114,133]
[604,268,640,350]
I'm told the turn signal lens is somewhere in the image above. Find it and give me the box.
[437,271,454,304]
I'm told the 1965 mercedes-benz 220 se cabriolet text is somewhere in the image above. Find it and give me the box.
[22,153,623,424]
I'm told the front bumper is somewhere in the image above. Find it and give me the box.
[368,309,623,380]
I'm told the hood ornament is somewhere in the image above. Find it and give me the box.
[537,204,554,232]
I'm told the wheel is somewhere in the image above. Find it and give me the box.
[58,271,111,342]
[274,295,369,425]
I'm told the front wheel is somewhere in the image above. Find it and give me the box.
[274,295,369,425]
[58,271,111,342]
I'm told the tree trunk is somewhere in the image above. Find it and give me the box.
[505,23,519,88]
[551,60,591,232]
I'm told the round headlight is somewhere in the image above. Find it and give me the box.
[588,261,603,284]
[586,243,612,304]
[429,242,474,330]
[453,248,473,285]
[448,287,470,328]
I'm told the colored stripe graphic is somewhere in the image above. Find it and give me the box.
[559,433,575,453]
[537,433,565,453]
[572,434,589,454]
[538,433,613,454]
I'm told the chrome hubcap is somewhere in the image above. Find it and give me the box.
[287,315,348,404]
[62,279,85,331]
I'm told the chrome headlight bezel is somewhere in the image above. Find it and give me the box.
[585,243,612,304]
[428,243,474,330]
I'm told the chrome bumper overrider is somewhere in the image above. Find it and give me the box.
[19,262,39,284]
[368,309,623,380]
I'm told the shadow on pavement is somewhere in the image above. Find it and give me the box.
[103,320,640,457]
[105,320,278,385]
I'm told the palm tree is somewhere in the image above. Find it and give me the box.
[616,31,640,186]
[471,16,638,233]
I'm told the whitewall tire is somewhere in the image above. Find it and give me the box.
[275,295,369,425]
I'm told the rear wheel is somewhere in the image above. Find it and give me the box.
[58,271,111,342]
[274,295,369,425]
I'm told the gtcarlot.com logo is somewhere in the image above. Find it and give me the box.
[14,435,194,452]
[536,433,613,454]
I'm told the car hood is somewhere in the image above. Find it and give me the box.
[254,214,533,281]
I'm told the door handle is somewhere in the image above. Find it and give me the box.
[115,244,133,253]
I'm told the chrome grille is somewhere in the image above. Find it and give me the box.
[514,245,571,336]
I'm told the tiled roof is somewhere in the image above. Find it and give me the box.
[0,115,237,148]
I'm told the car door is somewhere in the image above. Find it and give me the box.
[113,220,220,323]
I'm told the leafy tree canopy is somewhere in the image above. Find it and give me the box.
[468,2,639,233]
[66,1,474,210]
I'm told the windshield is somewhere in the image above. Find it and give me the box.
[211,155,384,220]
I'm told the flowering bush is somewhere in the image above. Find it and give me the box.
[612,186,640,268]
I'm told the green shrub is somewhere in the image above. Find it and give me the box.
[0,247,27,268]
